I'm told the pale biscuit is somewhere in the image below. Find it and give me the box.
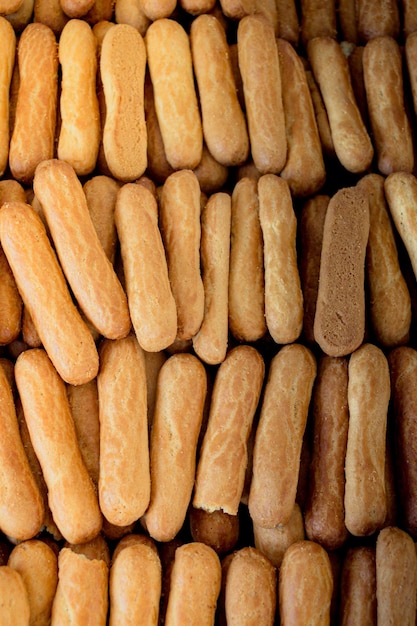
[146,18,203,170]
[100,23,147,181]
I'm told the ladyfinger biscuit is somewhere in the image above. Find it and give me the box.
[67,379,100,487]
[254,0,278,34]
[338,0,359,44]
[100,23,147,181]
[258,174,303,345]
[305,67,336,160]
[193,345,264,516]
[345,343,390,536]
[109,542,161,626]
[307,36,374,173]
[362,36,414,175]
[179,0,216,12]
[66,533,111,565]
[83,175,120,265]
[144,353,207,542]
[339,546,376,626]
[376,526,417,625]
[248,343,316,529]
[189,507,240,555]
[192,192,231,365]
[300,0,337,47]
[9,23,58,184]
[190,14,249,167]
[51,548,108,626]
[159,170,205,341]
[138,0,176,19]
[405,32,417,119]
[237,15,286,174]
[0,567,30,626]
[357,0,400,42]
[304,355,349,551]
[143,74,175,185]
[278,38,326,197]
[384,172,417,283]
[224,547,277,626]
[193,143,229,195]
[0,202,99,386]
[115,182,177,352]
[16,398,63,542]
[111,533,157,562]
[0,0,23,12]
[0,364,44,542]
[146,18,203,170]
[59,0,94,17]
[33,159,131,341]
[279,540,333,626]
[57,19,100,176]
[357,173,411,347]
[253,503,305,569]
[33,0,68,34]
[6,0,33,30]
[98,334,150,527]
[219,0,255,18]
[0,18,15,177]
[228,177,266,343]
[299,194,329,346]
[0,244,22,346]
[388,346,417,536]
[114,0,150,33]
[313,185,370,357]
[8,539,58,626]
[15,349,103,545]
[403,0,417,37]
[164,542,221,626]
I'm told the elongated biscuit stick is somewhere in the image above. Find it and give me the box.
[237,15,286,174]
[345,343,390,536]
[165,542,221,626]
[15,348,103,545]
[9,23,58,184]
[159,170,204,341]
[248,343,316,528]
[193,345,265,516]
[34,158,131,341]
[307,36,374,174]
[190,14,249,167]
[146,18,203,171]
[51,548,108,625]
[278,38,325,197]
[115,182,177,352]
[100,23,147,182]
[0,18,15,178]
[0,201,99,385]
[98,334,150,527]
[258,174,303,345]
[0,365,44,542]
[58,19,100,176]
[357,173,411,348]
[228,177,266,343]
[192,192,231,365]
[145,352,207,542]
[362,35,414,175]
[109,543,161,626]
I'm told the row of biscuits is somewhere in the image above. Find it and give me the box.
[2,527,416,624]
[0,336,417,623]
[2,0,417,625]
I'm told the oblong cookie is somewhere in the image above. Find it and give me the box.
[313,185,370,357]
[100,23,147,181]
